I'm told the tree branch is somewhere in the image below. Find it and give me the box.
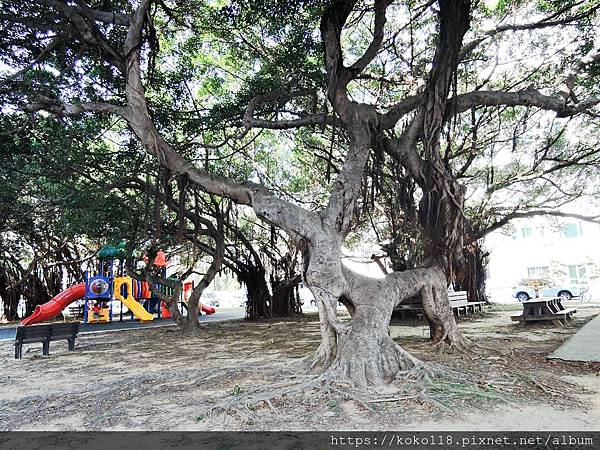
[459,1,600,60]
[450,87,600,118]
[23,96,130,118]
[243,89,337,130]
[348,0,391,74]
[36,0,125,72]
[478,209,600,238]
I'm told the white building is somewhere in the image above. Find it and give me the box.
[485,217,600,301]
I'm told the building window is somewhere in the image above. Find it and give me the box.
[563,222,583,238]
[527,266,549,278]
[568,264,587,285]
[521,227,532,238]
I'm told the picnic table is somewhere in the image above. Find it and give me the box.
[511,297,577,327]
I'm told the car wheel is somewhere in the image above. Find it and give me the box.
[558,291,572,301]
[516,292,529,302]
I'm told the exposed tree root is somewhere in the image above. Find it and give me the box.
[202,362,512,424]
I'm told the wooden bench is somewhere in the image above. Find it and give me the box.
[511,297,577,327]
[395,296,423,319]
[395,291,486,319]
[14,322,80,359]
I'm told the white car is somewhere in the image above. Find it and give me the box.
[201,291,219,307]
[512,285,581,302]
[231,290,247,308]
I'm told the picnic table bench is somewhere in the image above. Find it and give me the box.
[511,297,577,327]
[14,322,80,359]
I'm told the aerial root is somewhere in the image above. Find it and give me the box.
[430,331,471,353]
[302,343,333,373]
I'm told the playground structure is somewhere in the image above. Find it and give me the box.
[21,244,215,326]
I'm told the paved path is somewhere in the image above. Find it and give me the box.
[0,308,245,341]
[549,313,600,362]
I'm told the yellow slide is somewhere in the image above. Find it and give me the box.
[113,277,154,322]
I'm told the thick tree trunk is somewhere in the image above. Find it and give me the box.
[271,274,302,316]
[454,242,488,303]
[325,301,421,387]
[238,263,272,320]
[303,237,460,386]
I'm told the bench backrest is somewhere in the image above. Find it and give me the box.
[448,291,468,302]
[16,325,51,340]
[450,299,469,307]
[50,323,80,337]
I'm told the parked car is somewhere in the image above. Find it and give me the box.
[201,291,219,307]
[511,285,581,302]
[297,283,316,306]
[232,290,247,308]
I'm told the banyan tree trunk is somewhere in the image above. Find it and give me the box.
[1,287,20,321]
[271,274,302,316]
[239,263,272,320]
[22,276,51,318]
[454,243,489,303]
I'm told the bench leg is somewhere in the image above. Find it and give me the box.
[552,319,563,327]
[43,341,50,356]
[68,338,75,351]
[15,342,21,359]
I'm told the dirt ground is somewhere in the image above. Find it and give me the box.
[1,303,600,431]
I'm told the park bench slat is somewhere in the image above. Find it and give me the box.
[16,325,52,338]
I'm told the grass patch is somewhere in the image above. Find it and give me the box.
[487,303,523,312]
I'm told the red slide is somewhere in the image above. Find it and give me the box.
[200,304,216,315]
[21,283,86,326]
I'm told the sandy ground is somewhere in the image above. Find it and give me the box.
[1,303,599,431]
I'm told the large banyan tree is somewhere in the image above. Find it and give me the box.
[1,0,599,386]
